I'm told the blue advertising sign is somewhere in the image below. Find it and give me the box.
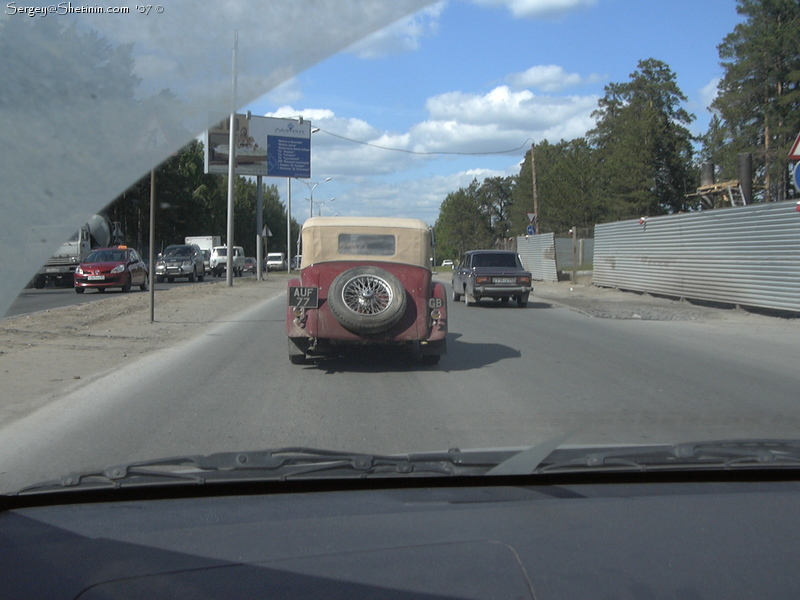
[267,135,310,178]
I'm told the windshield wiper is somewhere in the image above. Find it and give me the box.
[14,447,516,495]
[528,440,800,475]
[18,440,800,496]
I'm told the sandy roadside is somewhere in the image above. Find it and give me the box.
[0,276,289,427]
[0,273,789,428]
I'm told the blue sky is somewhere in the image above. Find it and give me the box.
[243,0,744,226]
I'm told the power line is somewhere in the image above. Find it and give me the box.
[315,128,533,156]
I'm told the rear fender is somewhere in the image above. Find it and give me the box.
[427,281,447,342]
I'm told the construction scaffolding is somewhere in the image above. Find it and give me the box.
[686,180,747,209]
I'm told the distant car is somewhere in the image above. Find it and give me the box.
[451,249,532,307]
[287,217,447,365]
[243,257,257,274]
[441,260,454,269]
[210,245,245,277]
[74,246,148,293]
[266,252,287,271]
[155,244,205,283]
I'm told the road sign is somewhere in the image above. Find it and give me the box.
[526,212,536,224]
[790,132,800,161]
[793,162,800,193]
[526,225,535,235]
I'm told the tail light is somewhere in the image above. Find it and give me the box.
[476,276,491,284]
[517,276,531,285]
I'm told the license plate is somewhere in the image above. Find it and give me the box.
[493,277,515,284]
[87,275,105,281]
[45,268,60,273]
[289,286,318,308]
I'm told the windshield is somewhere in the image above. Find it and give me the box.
[1,1,799,496]
[85,250,125,263]
[163,246,192,257]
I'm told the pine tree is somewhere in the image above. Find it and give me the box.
[589,58,696,218]
[710,0,800,202]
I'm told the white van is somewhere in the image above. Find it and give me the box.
[210,245,245,277]
[266,252,287,271]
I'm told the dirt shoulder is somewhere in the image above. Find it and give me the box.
[1,273,793,427]
[0,276,289,426]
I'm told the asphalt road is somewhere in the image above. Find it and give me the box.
[1,286,799,491]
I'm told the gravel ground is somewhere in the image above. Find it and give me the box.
[0,273,792,427]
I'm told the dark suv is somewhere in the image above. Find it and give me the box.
[451,250,532,307]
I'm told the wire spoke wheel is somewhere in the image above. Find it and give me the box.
[341,274,393,315]
[328,266,407,334]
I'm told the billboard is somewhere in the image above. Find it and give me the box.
[204,114,311,178]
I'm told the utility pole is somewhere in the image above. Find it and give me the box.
[530,143,539,234]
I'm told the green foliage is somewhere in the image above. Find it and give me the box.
[589,58,696,218]
[708,0,800,201]
[475,176,516,242]
[510,139,603,235]
[433,181,494,259]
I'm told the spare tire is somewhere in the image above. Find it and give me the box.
[328,266,407,334]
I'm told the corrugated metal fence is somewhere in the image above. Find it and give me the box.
[594,200,800,313]
[554,238,594,268]
[517,233,559,282]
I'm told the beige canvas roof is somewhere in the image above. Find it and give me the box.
[300,217,432,268]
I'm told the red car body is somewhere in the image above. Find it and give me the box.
[73,246,148,293]
[286,218,447,365]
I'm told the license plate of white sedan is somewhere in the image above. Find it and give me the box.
[289,286,319,308]
[493,277,514,284]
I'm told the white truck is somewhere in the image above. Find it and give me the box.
[33,214,118,288]
[185,236,221,274]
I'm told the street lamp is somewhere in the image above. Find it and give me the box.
[293,176,332,219]
[317,197,335,216]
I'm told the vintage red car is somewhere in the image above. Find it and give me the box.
[73,246,148,293]
[286,217,447,365]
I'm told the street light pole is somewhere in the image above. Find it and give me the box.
[293,176,332,219]
[317,197,335,216]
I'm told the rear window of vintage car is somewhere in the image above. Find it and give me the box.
[472,253,519,268]
[338,234,395,256]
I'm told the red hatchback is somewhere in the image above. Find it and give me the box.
[74,246,148,293]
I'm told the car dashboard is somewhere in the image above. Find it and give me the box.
[2,473,799,599]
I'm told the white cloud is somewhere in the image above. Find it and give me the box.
[346,2,446,59]
[508,65,603,92]
[700,77,720,111]
[471,0,596,19]
[336,168,510,223]
[423,85,598,139]
[267,80,597,181]
[264,78,304,106]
